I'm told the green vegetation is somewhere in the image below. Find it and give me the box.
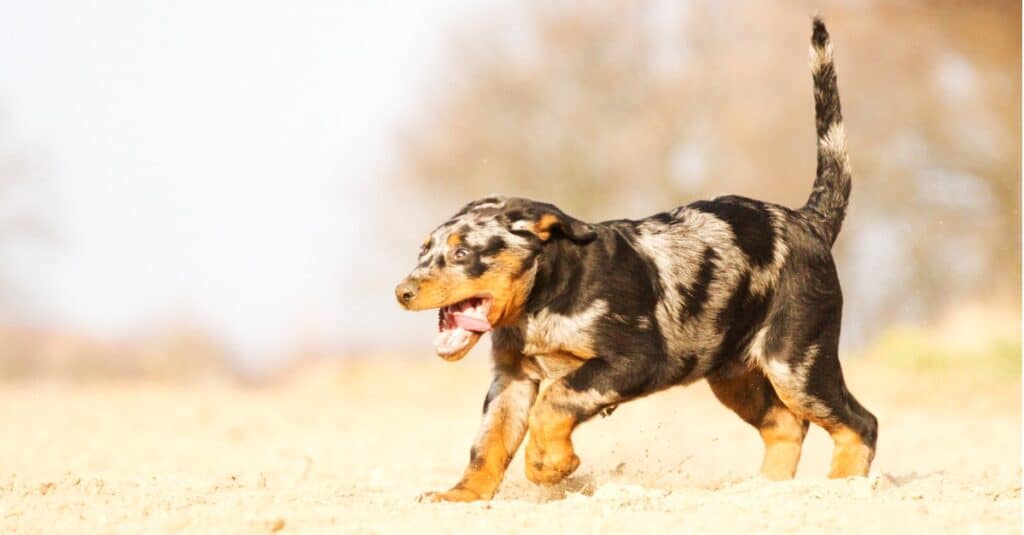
[864,326,1021,381]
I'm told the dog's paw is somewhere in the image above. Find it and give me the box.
[525,452,580,485]
[417,487,486,503]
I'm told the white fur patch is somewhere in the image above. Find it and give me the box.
[809,42,833,75]
[522,299,608,357]
[749,207,791,295]
[747,326,770,367]
[763,344,833,421]
[475,373,537,456]
[818,121,847,157]
[767,357,792,381]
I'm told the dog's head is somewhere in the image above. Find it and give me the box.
[395,196,596,361]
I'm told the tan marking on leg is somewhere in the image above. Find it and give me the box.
[773,382,873,478]
[763,355,875,479]
[708,362,807,481]
[758,405,807,480]
[422,441,508,502]
[422,375,535,502]
[827,425,873,478]
[419,486,488,503]
[459,424,511,500]
[524,383,580,485]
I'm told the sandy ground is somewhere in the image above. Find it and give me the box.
[0,357,1019,534]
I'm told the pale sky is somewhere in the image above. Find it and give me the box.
[0,1,478,362]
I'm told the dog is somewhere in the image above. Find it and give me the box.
[395,18,877,502]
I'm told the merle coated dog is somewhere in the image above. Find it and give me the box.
[395,18,877,502]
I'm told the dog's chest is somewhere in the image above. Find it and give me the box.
[519,301,606,359]
[517,303,607,384]
[522,352,583,387]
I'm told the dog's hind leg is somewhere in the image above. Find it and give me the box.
[706,361,808,480]
[759,338,878,478]
[420,367,537,502]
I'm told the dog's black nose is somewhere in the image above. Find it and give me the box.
[395,280,419,306]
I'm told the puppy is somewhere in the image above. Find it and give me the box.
[396,17,876,502]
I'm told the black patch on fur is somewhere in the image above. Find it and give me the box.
[468,446,485,470]
[482,383,499,414]
[503,209,526,222]
[525,239,590,316]
[478,236,507,258]
[811,17,829,48]
[691,198,775,267]
[515,249,539,277]
[465,236,509,278]
[650,211,673,224]
[708,272,772,374]
[678,246,717,319]
[664,355,699,385]
[466,253,487,278]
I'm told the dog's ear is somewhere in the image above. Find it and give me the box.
[507,201,596,243]
[527,212,597,243]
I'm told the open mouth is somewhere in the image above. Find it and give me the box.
[434,296,493,359]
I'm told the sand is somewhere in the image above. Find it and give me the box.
[0,358,1019,534]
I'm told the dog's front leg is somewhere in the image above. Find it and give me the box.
[420,370,537,502]
[524,358,639,485]
[524,379,587,485]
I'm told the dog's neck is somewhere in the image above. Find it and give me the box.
[490,232,609,360]
[522,233,598,316]
[490,231,605,358]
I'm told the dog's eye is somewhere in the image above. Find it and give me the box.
[452,247,470,260]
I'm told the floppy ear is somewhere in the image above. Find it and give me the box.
[511,208,597,243]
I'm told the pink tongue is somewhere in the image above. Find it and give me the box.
[453,314,491,332]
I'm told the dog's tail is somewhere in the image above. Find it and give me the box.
[801,17,851,246]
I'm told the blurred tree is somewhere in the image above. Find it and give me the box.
[0,110,52,318]
[394,0,1020,345]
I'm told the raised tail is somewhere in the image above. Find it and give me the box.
[801,17,851,246]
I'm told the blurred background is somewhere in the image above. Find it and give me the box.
[0,0,1019,382]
